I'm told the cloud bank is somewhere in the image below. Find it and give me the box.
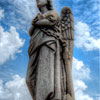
[0,25,25,65]
[73,57,93,100]
[75,21,100,51]
[0,75,32,100]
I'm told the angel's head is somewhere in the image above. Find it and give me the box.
[36,0,53,13]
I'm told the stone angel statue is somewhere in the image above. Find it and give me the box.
[26,0,75,100]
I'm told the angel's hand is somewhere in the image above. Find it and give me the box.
[37,14,44,20]
[32,13,44,25]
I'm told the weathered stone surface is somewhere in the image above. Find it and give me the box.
[26,0,75,100]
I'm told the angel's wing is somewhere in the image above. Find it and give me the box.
[60,7,74,60]
[60,7,75,99]
[60,7,74,40]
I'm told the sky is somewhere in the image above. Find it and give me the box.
[0,0,100,100]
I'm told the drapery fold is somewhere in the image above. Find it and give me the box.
[26,30,67,100]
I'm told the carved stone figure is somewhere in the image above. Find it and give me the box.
[26,0,75,100]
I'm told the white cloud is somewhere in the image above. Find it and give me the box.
[75,90,93,100]
[0,8,4,20]
[0,25,25,65]
[10,0,39,22]
[72,57,94,100]
[0,75,32,100]
[3,0,39,33]
[72,57,90,80]
[75,21,100,51]
[74,80,87,91]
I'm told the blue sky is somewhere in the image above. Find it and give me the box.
[0,0,100,100]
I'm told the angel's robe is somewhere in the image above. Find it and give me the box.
[26,10,67,100]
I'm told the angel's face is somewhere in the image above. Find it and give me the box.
[36,0,47,8]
